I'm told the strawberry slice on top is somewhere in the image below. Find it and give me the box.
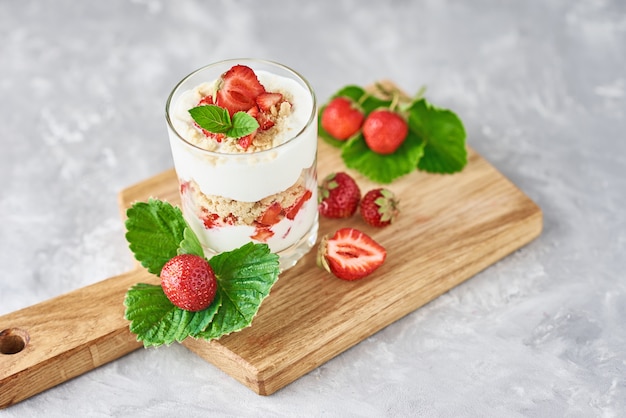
[216,65,266,115]
[256,92,283,112]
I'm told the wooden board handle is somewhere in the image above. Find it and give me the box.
[0,268,156,409]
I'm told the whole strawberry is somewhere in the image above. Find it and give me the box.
[317,227,386,281]
[362,109,408,154]
[318,172,361,218]
[360,188,400,227]
[321,97,365,140]
[160,254,217,312]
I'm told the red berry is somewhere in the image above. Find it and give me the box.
[318,172,361,218]
[256,111,275,130]
[360,188,400,227]
[215,65,266,116]
[237,131,255,150]
[362,109,408,154]
[256,92,284,112]
[257,201,284,226]
[321,97,365,140]
[160,254,217,312]
[317,228,386,281]
[285,189,313,220]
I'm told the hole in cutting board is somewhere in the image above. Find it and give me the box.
[0,328,30,354]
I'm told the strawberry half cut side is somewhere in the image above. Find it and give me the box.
[317,227,386,281]
[215,65,266,116]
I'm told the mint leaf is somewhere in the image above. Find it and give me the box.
[124,283,221,347]
[198,242,280,339]
[189,105,232,133]
[408,99,467,173]
[228,111,259,138]
[189,105,259,139]
[342,130,425,184]
[125,199,188,275]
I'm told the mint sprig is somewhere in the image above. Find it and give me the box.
[189,105,259,139]
[319,84,467,183]
[123,199,280,347]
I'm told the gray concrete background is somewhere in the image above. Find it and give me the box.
[1,0,625,416]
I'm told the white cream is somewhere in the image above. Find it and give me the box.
[167,65,318,257]
[183,193,318,254]
[168,70,316,203]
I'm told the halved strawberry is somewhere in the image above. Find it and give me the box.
[215,65,266,115]
[317,228,386,281]
[256,92,283,112]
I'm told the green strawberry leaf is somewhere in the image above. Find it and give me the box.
[124,283,221,347]
[333,85,366,102]
[228,111,259,138]
[189,105,232,133]
[319,83,468,182]
[125,199,188,275]
[360,94,392,114]
[341,130,425,184]
[408,99,467,173]
[178,226,204,258]
[189,105,258,139]
[198,242,280,339]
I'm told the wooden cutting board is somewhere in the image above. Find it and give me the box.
[0,123,542,409]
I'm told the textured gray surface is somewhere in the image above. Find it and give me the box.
[1,0,625,416]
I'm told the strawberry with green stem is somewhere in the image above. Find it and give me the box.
[321,96,365,141]
[362,91,409,155]
[160,254,218,312]
[360,188,400,227]
[318,172,361,218]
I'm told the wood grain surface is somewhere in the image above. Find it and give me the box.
[0,115,542,408]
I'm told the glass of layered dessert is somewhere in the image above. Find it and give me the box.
[165,59,318,271]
